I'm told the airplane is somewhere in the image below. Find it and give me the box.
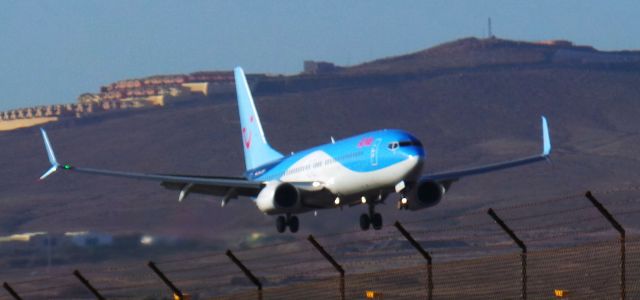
[39,67,551,233]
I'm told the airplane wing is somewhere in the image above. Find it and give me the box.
[38,128,263,202]
[421,116,551,182]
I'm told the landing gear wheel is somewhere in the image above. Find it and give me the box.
[360,214,371,231]
[276,216,286,233]
[288,215,299,233]
[372,213,383,230]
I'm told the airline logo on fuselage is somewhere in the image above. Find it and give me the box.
[358,137,374,148]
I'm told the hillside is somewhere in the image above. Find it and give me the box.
[1,37,640,246]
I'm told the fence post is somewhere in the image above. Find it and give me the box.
[73,270,106,300]
[585,191,626,300]
[488,208,527,300]
[307,235,345,300]
[147,261,183,300]
[226,250,262,300]
[394,221,433,300]
[2,282,22,300]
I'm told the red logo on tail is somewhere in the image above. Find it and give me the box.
[242,115,255,149]
[242,127,253,149]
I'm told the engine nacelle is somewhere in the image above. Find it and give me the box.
[405,180,446,211]
[255,181,302,214]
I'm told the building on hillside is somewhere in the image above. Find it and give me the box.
[0,69,266,132]
[536,40,574,47]
[303,61,342,74]
[0,103,92,131]
[80,71,237,107]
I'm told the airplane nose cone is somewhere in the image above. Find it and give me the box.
[400,146,425,171]
[402,146,425,159]
[408,153,421,165]
[403,152,423,175]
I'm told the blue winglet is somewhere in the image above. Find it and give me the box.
[40,128,60,180]
[541,116,551,156]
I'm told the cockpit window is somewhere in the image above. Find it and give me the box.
[389,139,422,150]
[398,140,423,147]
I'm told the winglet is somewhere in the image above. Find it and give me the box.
[541,116,551,156]
[40,128,60,180]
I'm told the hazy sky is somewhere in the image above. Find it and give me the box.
[1,1,639,111]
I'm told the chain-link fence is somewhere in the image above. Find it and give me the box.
[1,188,639,299]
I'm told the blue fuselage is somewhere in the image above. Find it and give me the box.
[245,129,425,185]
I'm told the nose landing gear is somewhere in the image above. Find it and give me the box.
[276,213,299,233]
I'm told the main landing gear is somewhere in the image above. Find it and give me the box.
[360,203,383,231]
[276,213,299,233]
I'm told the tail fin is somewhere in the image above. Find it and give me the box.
[234,67,284,170]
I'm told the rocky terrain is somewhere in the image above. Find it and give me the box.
[1,36,640,251]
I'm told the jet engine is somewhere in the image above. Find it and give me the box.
[255,181,302,213]
[405,180,447,211]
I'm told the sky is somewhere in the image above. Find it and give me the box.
[1,0,639,111]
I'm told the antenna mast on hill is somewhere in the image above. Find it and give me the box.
[488,18,494,38]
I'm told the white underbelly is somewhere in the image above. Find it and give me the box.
[280,151,419,197]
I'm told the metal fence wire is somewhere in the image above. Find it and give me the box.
[218,238,640,300]
[1,188,639,299]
